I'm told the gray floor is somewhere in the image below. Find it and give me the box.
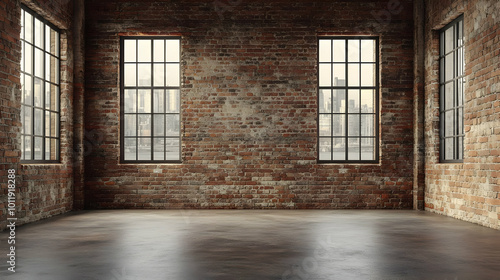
[1,210,500,280]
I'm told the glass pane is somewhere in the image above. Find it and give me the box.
[138,115,151,136]
[25,12,33,43]
[457,47,463,77]
[35,48,43,78]
[348,64,360,86]
[34,137,43,160]
[21,135,24,160]
[124,89,136,113]
[24,106,32,135]
[445,82,454,110]
[166,138,180,161]
[124,138,137,161]
[361,138,374,160]
[319,40,331,62]
[154,64,165,86]
[50,84,59,111]
[166,39,180,62]
[458,108,463,135]
[348,90,360,113]
[45,139,50,160]
[361,64,375,86]
[138,64,151,86]
[21,43,24,72]
[34,18,43,48]
[21,11,24,40]
[21,105,25,134]
[154,114,165,136]
[24,136,32,160]
[25,43,32,74]
[53,30,59,57]
[319,89,331,113]
[166,90,180,113]
[458,20,463,46]
[124,40,136,62]
[153,90,165,113]
[361,115,375,136]
[45,111,50,136]
[154,40,165,62]
[45,53,51,80]
[360,40,375,62]
[319,64,331,87]
[124,64,136,87]
[50,56,59,84]
[45,25,51,51]
[319,138,332,161]
[445,138,454,160]
[24,75,32,105]
[138,40,151,62]
[332,89,345,113]
[166,115,180,136]
[348,40,360,62]
[51,139,58,160]
[348,138,360,160]
[34,78,43,107]
[361,90,374,113]
[445,53,454,81]
[332,64,345,86]
[332,115,345,136]
[329,138,343,160]
[138,90,151,113]
[458,137,463,159]
[51,112,58,137]
[138,138,151,160]
[445,110,454,137]
[124,114,136,136]
[166,64,180,87]
[348,115,360,136]
[332,40,345,62]
[444,26,454,54]
[319,114,331,136]
[458,78,463,106]
[153,138,165,160]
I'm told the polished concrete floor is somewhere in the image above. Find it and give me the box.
[1,210,500,280]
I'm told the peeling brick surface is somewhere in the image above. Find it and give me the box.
[84,0,415,210]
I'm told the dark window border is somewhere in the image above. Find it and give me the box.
[20,4,61,163]
[439,15,464,163]
[317,36,380,164]
[120,36,182,164]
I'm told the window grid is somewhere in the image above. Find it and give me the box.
[318,37,379,163]
[120,37,181,163]
[440,16,464,163]
[20,5,60,162]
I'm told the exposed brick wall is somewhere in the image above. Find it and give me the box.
[424,0,500,229]
[84,0,415,210]
[0,0,75,231]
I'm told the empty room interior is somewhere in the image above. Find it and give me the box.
[1,0,500,279]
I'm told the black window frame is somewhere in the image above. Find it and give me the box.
[20,4,61,163]
[120,36,182,163]
[439,15,464,163]
[317,36,380,163]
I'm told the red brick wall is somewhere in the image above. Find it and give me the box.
[0,0,75,231]
[84,0,415,209]
[424,0,500,229]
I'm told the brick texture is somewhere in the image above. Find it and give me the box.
[424,0,500,229]
[84,0,415,210]
[0,0,76,231]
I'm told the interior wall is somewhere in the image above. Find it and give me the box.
[424,0,500,229]
[0,0,77,231]
[84,0,415,209]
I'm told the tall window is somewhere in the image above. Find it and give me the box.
[440,16,464,162]
[20,5,60,162]
[121,37,181,162]
[318,37,379,162]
